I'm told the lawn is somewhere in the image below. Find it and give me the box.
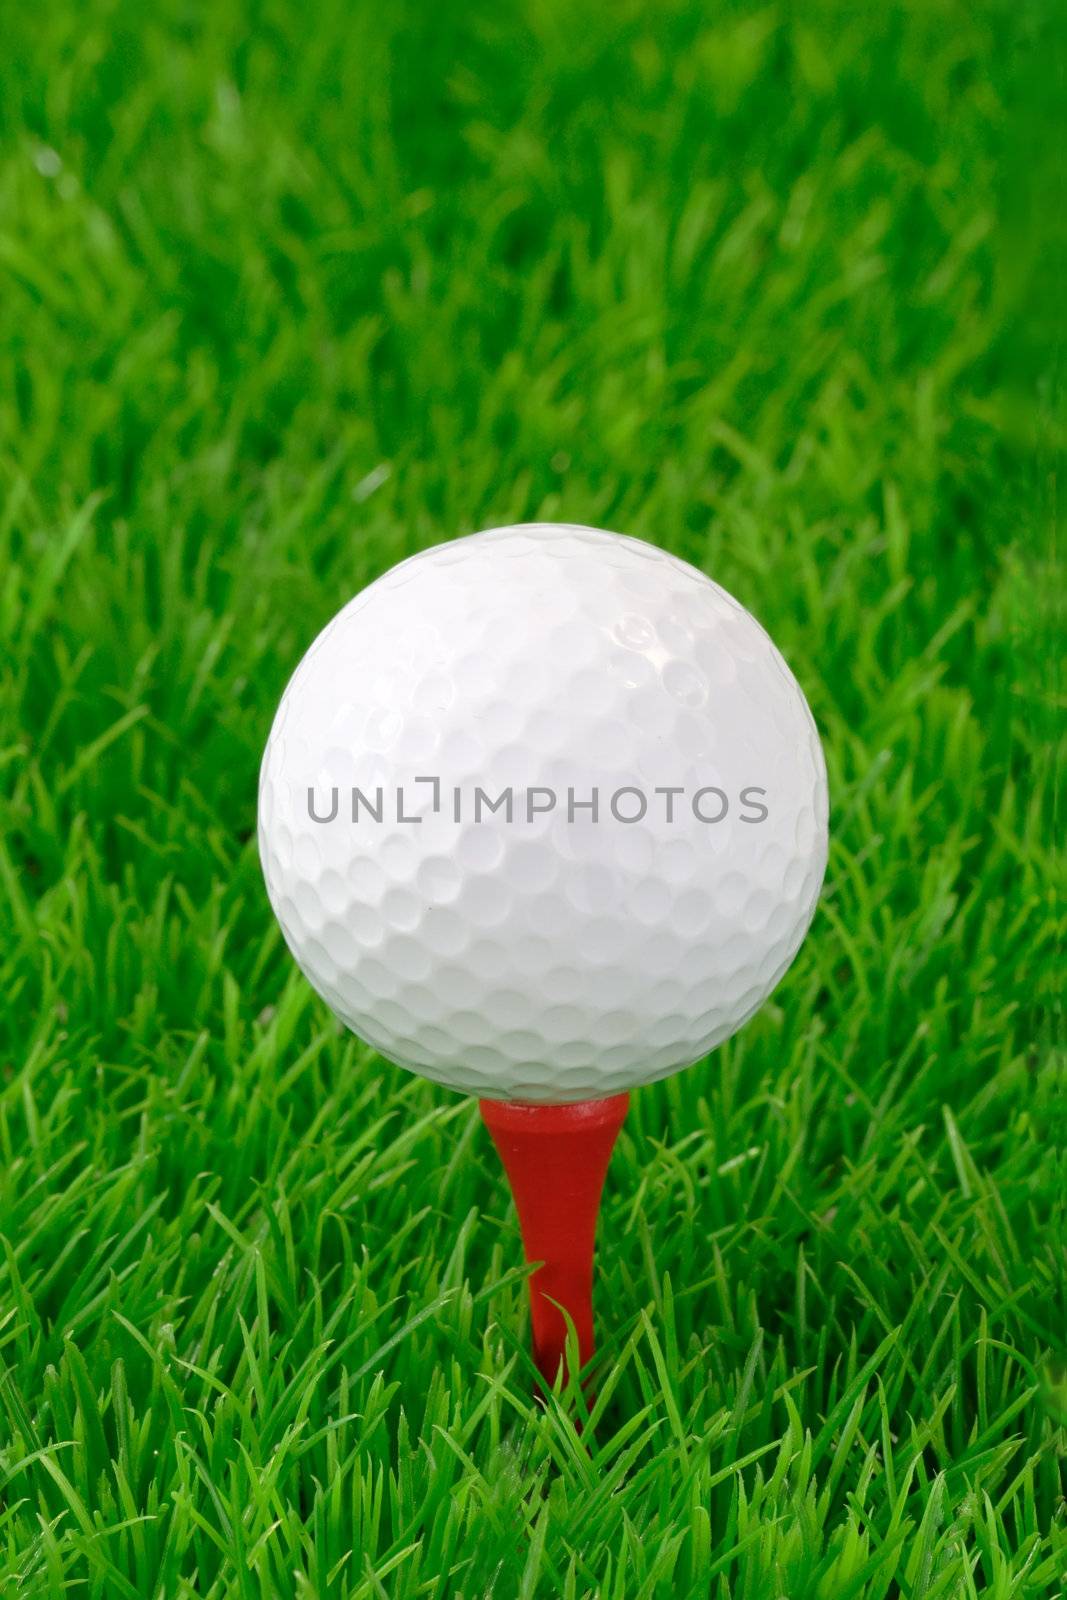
[0,1,1062,1595]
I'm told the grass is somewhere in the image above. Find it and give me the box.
[0,0,1063,1594]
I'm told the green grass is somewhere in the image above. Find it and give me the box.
[0,0,1063,1594]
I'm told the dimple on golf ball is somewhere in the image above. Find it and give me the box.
[258,523,828,1102]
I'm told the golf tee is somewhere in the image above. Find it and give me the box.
[479,1093,629,1387]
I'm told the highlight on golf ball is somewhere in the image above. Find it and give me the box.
[257,522,828,1102]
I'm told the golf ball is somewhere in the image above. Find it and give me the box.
[258,523,828,1102]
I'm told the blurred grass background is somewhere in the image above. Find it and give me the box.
[0,0,1062,1595]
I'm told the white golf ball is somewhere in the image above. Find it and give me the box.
[258,523,828,1102]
